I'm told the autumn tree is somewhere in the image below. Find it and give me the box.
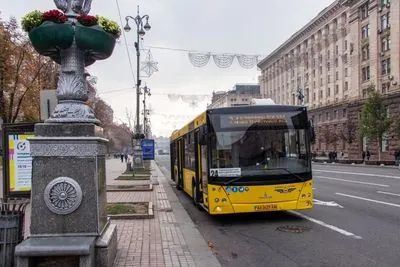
[0,15,58,123]
[321,126,339,150]
[359,85,392,160]
[340,119,357,145]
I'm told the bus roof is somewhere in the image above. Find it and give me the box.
[170,105,307,141]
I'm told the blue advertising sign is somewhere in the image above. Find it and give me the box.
[141,139,155,160]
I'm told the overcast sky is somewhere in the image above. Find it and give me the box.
[1,0,334,137]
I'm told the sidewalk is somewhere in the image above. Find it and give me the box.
[20,159,220,267]
[104,158,221,267]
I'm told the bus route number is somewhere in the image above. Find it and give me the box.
[210,169,219,177]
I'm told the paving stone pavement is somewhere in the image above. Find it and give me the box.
[19,158,219,267]
[110,159,196,267]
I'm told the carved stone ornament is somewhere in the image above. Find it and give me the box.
[47,100,100,124]
[44,177,83,215]
[54,0,92,15]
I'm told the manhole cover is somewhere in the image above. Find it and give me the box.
[276,225,311,233]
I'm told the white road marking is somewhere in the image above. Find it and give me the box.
[313,169,400,180]
[313,199,343,208]
[315,176,389,187]
[336,193,400,208]
[376,191,400,197]
[288,211,362,239]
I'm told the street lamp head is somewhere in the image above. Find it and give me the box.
[123,20,131,32]
[144,20,151,31]
[139,27,146,37]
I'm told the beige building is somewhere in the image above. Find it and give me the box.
[258,0,400,161]
[208,84,261,109]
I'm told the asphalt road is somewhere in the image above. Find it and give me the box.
[156,155,400,267]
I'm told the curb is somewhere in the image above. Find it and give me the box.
[108,202,154,219]
[153,161,222,267]
[312,161,399,169]
[106,183,153,192]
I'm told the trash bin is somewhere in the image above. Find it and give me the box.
[0,198,29,267]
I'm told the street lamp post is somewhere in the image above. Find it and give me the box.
[142,85,151,138]
[124,6,151,169]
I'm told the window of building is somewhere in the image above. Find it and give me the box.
[382,133,389,152]
[313,81,316,88]
[382,82,390,94]
[334,110,338,119]
[320,77,323,86]
[344,40,348,50]
[319,90,323,98]
[344,81,349,91]
[381,36,391,51]
[313,92,316,102]
[312,69,316,77]
[343,108,347,117]
[326,112,329,121]
[336,71,339,80]
[319,66,323,73]
[362,66,370,82]
[327,87,331,97]
[381,13,389,30]
[312,58,316,67]
[335,84,339,94]
[362,45,369,60]
[381,58,391,75]
[345,68,348,77]
[335,58,338,67]
[327,62,330,71]
[319,114,322,121]
[361,3,369,20]
[361,24,370,39]
[328,75,331,83]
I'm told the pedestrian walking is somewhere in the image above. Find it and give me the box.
[362,151,366,163]
[120,154,124,162]
[366,150,370,161]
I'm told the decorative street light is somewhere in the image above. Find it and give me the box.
[124,5,151,169]
[142,85,151,138]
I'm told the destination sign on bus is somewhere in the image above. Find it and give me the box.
[221,114,287,128]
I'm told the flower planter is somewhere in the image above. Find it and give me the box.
[28,21,74,55]
[75,23,116,60]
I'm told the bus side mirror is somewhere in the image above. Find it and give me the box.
[199,125,207,145]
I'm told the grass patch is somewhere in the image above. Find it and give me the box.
[116,175,150,180]
[107,202,148,215]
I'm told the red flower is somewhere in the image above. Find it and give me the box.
[42,9,68,23]
[77,14,98,26]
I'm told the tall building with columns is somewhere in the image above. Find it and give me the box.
[258,0,399,160]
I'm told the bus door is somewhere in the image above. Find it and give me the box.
[194,131,202,202]
[199,129,209,206]
[177,138,184,189]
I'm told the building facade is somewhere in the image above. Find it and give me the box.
[258,0,400,160]
[208,84,261,108]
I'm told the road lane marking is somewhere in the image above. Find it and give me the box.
[288,211,362,239]
[336,193,400,208]
[313,169,400,180]
[315,176,389,187]
[376,191,400,197]
[313,199,343,208]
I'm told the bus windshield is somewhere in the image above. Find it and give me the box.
[209,111,311,181]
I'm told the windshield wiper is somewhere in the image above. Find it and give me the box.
[223,177,243,185]
[268,168,304,182]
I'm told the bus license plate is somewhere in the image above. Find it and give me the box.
[254,204,278,211]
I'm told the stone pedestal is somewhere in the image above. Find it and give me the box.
[15,123,117,267]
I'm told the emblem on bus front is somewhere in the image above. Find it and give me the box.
[275,187,296,193]
[259,193,272,199]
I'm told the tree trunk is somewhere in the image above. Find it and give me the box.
[377,137,381,161]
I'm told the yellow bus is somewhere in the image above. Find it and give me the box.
[170,104,315,215]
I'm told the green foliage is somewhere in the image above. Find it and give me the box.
[21,10,43,32]
[97,16,121,37]
[359,85,391,144]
